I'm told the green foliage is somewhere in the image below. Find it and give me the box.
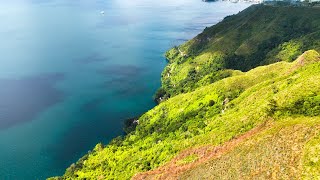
[266,99,278,116]
[123,117,140,134]
[54,50,320,179]
[280,94,320,116]
[302,133,320,179]
[276,41,303,62]
[52,5,320,180]
[159,5,320,99]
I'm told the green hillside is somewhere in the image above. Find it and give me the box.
[50,50,320,180]
[156,5,320,101]
[50,5,320,180]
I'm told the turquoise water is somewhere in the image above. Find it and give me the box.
[0,0,251,179]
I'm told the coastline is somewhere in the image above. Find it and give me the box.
[48,2,255,179]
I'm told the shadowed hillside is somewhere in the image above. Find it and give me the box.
[156,5,320,101]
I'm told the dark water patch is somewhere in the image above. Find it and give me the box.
[75,53,110,64]
[0,73,64,130]
[103,76,132,87]
[98,64,144,77]
[44,111,125,169]
[0,1,252,179]
[80,98,105,112]
[106,78,148,97]
[114,86,148,97]
[102,76,148,97]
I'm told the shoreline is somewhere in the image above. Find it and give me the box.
[48,2,255,179]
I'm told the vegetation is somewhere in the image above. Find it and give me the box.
[180,117,320,179]
[156,5,320,100]
[50,5,320,180]
[50,49,320,180]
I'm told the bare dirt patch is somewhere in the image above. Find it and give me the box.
[133,121,270,180]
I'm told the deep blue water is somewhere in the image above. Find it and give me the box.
[0,0,251,179]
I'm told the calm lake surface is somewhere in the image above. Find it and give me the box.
[0,0,251,179]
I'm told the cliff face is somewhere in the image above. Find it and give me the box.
[50,5,320,180]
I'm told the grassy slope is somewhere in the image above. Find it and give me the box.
[179,117,320,179]
[51,50,320,180]
[157,5,320,100]
[134,117,320,179]
[50,5,320,180]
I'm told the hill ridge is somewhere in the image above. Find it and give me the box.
[155,5,320,102]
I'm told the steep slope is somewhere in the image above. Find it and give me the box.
[137,117,320,179]
[50,50,320,180]
[179,118,320,179]
[156,5,320,101]
[50,5,320,180]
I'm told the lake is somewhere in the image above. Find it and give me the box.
[0,0,251,179]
